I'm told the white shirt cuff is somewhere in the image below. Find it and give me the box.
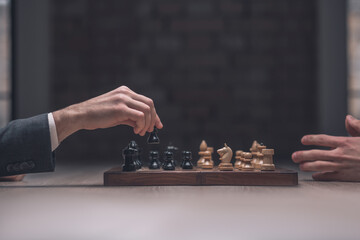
[48,113,59,151]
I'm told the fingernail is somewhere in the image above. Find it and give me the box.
[348,115,355,120]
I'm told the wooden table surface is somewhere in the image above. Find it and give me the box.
[1,163,360,240]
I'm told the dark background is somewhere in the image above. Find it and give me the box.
[12,0,348,165]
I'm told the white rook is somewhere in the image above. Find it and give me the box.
[261,149,275,171]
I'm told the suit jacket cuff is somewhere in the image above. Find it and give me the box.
[0,113,56,176]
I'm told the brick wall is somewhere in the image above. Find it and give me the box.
[50,0,317,164]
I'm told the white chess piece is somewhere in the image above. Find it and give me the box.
[217,143,234,171]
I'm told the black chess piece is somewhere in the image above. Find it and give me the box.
[162,151,175,170]
[122,144,137,172]
[129,140,142,169]
[181,151,193,169]
[166,143,179,167]
[147,127,160,144]
[149,151,160,169]
[137,147,143,169]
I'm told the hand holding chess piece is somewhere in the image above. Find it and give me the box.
[53,86,163,144]
[217,143,234,171]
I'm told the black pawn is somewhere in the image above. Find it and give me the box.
[129,140,142,169]
[162,151,175,170]
[166,144,179,167]
[122,145,136,172]
[149,151,161,169]
[147,127,160,144]
[181,151,193,169]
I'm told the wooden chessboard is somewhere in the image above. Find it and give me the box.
[104,167,298,186]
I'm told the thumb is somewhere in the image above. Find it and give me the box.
[345,115,360,137]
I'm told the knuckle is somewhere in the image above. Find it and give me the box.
[114,94,125,103]
[330,150,343,160]
[117,86,130,94]
[144,105,151,113]
[116,94,130,104]
[317,135,325,142]
[116,104,126,112]
[147,98,154,107]
[138,112,145,119]
[332,147,343,155]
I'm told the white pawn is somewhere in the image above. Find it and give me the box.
[234,150,243,170]
[242,152,254,171]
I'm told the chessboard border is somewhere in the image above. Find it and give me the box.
[104,167,298,186]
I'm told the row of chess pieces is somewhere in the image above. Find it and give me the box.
[121,138,275,172]
[121,139,193,171]
[197,140,275,171]
[121,127,192,171]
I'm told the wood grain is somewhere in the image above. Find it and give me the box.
[104,167,298,186]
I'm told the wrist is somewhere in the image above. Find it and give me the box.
[52,104,84,142]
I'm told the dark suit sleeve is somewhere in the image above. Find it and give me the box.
[0,113,55,176]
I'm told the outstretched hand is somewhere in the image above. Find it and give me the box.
[53,86,163,143]
[292,115,360,181]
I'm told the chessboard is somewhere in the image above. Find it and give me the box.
[105,131,298,186]
[103,167,298,186]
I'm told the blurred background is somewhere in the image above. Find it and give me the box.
[0,0,352,165]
